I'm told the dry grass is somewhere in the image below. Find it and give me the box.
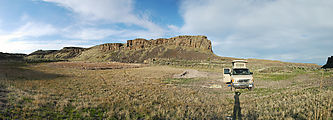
[0,61,332,119]
[46,61,145,70]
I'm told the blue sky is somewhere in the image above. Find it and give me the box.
[0,0,332,65]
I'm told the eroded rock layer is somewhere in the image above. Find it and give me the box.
[27,35,217,63]
[97,35,212,52]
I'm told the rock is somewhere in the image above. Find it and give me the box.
[99,43,124,51]
[27,35,216,62]
[173,69,208,78]
[96,35,213,52]
[208,84,222,88]
[127,38,151,50]
[322,56,333,69]
[170,35,212,51]
[60,47,85,53]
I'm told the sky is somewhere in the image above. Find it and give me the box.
[0,0,332,65]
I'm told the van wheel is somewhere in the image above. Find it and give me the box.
[248,87,252,91]
[248,86,254,91]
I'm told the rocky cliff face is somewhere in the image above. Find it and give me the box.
[322,56,333,69]
[27,35,217,63]
[99,43,124,51]
[96,35,212,52]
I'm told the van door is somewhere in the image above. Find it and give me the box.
[223,68,231,83]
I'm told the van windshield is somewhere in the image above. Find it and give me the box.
[233,69,250,75]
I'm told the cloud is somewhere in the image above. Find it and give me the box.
[0,22,59,53]
[44,0,134,22]
[0,22,57,42]
[41,0,170,43]
[1,0,170,54]
[62,27,125,40]
[43,0,164,32]
[0,39,91,54]
[180,0,333,64]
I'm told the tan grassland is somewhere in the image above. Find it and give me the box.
[0,61,332,119]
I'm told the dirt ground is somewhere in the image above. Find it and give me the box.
[0,61,332,119]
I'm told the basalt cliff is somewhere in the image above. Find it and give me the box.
[27,35,218,63]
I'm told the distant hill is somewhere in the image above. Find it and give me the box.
[0,52,26,62]
[27,35,219,63]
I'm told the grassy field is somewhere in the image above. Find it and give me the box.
[0,61,332,119]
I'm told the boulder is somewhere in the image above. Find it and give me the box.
[173,69,208,78]
[322,56,333,69]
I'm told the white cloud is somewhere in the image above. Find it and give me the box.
[0,22,59,53]
[44,0,134,22]
[16,22,57,37]
[0,22,57,41]
[180,0,333,64]
[62,27,125,40]
[168,25,180,32]
[20,13,30,21]
[60,25,170,41]
[0,40,91,54]
[41,0,169,44]
[43,0,164,32]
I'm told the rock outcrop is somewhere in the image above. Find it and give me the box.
[99,43,124,51]
[27,35,217,63]
[322,56,333,69]
[96,35,212,52]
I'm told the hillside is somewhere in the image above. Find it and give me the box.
[27,35,218,63]
[0,52,26,62]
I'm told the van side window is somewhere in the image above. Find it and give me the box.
[224,69,230,74]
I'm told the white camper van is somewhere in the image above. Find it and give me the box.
[223,60,254,90]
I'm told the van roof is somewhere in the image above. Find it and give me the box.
[232,60,248,63]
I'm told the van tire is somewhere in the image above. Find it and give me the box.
[248,87,252,91]
[248,86,254,91]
